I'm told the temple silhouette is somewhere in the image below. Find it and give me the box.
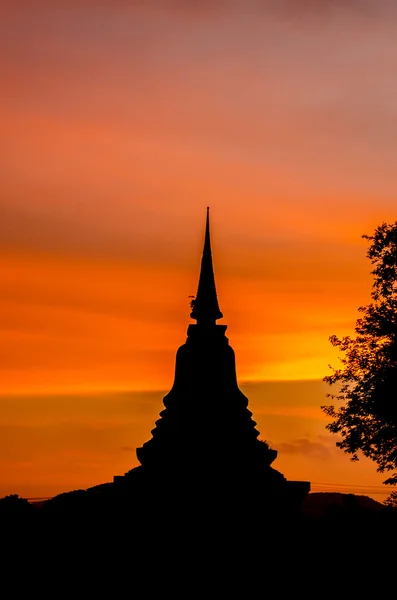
[113,208,310,514]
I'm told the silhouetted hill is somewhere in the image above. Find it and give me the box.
[33,487,386,516]
[1,489,388,518]
[303,492,384,517]
[1,489,396,596]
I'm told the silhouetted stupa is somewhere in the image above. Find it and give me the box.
[114,208,310,512]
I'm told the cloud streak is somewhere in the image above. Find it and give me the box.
[276,437,332,460]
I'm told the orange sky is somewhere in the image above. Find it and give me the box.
[1,1,397,501]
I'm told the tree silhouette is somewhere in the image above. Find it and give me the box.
[0,494,33,515]
[322,222,397,504]
[384,490,397,508]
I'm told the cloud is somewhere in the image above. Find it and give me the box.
[0,0,390,21]
[266,0,376,19]
[276,437,331,459]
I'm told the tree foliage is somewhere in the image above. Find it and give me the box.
[322,222,397,501]
[0,494,33,514]
[384,490,397,508]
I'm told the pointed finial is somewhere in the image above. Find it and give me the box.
[190,208,223,325]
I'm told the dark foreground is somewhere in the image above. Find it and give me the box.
[1,490,396,596]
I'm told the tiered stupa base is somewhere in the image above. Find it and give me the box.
[114,460,310,520]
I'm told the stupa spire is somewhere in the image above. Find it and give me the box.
[190,207,223,325]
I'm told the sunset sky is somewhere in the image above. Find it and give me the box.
[1,1,397,500]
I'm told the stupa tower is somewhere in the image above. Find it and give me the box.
[136,207,272,472]
[116,209,310,506]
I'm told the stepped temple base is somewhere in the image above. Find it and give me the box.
[113,465,310,516]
